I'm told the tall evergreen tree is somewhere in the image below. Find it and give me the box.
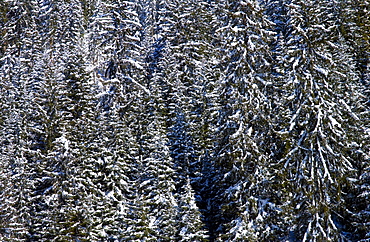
[339,0,370,89]
[271,0,365,240]
[25,1,101,240]
[0,1,44,240]
[139,0,211,240]
[338,2,370,240]
[202,0,278,240]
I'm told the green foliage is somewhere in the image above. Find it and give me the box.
[0,0,367,241]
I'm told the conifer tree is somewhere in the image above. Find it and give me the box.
[139,0,211,240]
[271,0,365,240]
[176,178,209,241]
[158,1,219,238]
[24,1,101,240]
[203,0,278,240]
[334,1,370,240]
[0,1,44,240]
[339,0,369,88]
[137,113,179,240]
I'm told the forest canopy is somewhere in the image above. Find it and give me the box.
[0,0,369,241]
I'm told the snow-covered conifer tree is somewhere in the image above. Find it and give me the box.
[24,1,100,240]
[138,0,211,240]
[0,1,44,240]
[176,178,209,241]
[271,0,366,240]
[203,0,278,240]
[336,1,370,240]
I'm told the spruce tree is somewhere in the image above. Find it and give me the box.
[338,2,370,240]
[272,0,365,240]
[26,1,100,240]
[203,0,278,240]
[139,0,211,240]
[0,1,44,240]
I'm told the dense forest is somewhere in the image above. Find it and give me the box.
[0,0,369,241]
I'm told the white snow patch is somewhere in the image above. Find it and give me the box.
[289,105,302,131]
[340,100,360,121]
[230,122,243,139]
[56,131,69,155]
[229,110,241,120]
[292,58,300,70]
[120,75,151,95]
[314,65,329,77]
[328,116,341,128]
[247,126,253,136]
